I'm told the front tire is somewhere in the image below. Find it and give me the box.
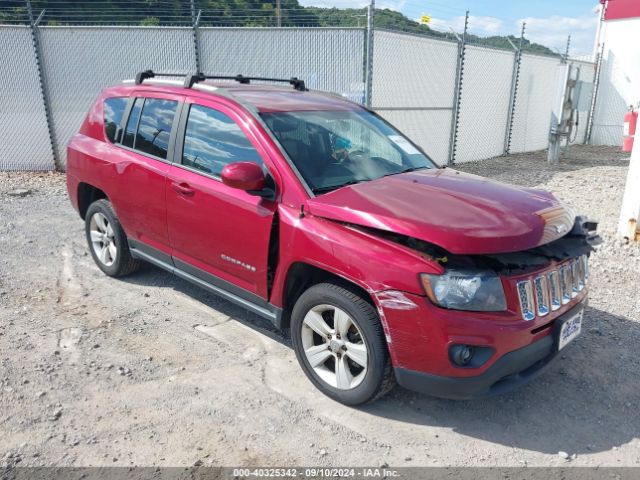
[291,282,395,405]
[85,199,141,277]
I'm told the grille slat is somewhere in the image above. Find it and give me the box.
[572,259,584,293]
[534,276,550,316]
[560,263,573,304]
[547,270,562,311]
[582,255,589,280]
[517,280,535,321]
[575,259,582,287]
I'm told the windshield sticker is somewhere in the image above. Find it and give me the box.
[388,135,421,155]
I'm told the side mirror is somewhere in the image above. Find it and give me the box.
[221,162,266,192]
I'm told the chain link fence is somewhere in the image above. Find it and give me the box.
[455,45,515,163]
[371,30,458,166]
[0,26,54,170]
[567,59,597,146]
[510,54,562,153]
[199,28,364,97]
[39,26,197,167]
[0,13,595,170]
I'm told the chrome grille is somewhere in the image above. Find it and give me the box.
[547,270,562,311]
[517,280,535,321]
[534,276,549,316]
[517,255,588,321]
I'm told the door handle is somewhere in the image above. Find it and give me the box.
[171,182,195,196]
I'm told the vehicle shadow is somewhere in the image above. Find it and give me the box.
[121,262,291,347]
[122,264,639,455]
[363,305,640,455]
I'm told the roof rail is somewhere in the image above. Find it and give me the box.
[134,70,185,85]
[133,70,307,92]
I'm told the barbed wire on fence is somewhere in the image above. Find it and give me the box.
[0,0,595,171]
[1,0,562,57]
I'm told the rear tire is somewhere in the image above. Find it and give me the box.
[85,199,141,277]
[291,282,395,406]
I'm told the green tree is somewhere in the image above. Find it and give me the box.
[2,0,558,55]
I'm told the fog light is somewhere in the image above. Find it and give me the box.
[450,345,474,366]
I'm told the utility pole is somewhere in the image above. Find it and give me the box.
[276,0,282,27]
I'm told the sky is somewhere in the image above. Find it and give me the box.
[297,0,601,56]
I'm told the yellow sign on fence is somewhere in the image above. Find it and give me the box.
[420,14,431,25]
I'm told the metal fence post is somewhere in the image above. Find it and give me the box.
[190,0,202,72]
[364,0,374,108]
[563,34,571,63]
[503,22,525,156]
[26,0,60,171]
[447,10,468,166]
[586,41,604,144]
[585,2,606,144]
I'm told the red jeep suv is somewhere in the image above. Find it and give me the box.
[67,71,597,405]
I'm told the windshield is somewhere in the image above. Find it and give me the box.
[261,109,436,194]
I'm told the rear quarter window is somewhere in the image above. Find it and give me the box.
[103,97,128,143]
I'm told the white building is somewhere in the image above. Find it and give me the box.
[590,0,640,146]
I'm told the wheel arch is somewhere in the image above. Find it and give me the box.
[279,261,377,330]
[77,183,108,220]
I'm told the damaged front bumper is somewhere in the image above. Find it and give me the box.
[371,215,597,399]
[394,301,586,399]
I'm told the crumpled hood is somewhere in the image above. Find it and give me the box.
[306,168,574,255]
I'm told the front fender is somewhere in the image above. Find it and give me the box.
[270,204,441,308]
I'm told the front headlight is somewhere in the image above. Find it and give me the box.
[421,270,506,312]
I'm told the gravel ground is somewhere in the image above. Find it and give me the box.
[1,145,639,469]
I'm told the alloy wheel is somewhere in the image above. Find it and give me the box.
[89,212,117,267]
[301,304,368,390]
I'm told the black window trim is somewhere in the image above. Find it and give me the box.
[122,97,145,150]
[112,95,183,165]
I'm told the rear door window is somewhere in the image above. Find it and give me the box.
[121,97,179,160]
[103,97,128,143]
